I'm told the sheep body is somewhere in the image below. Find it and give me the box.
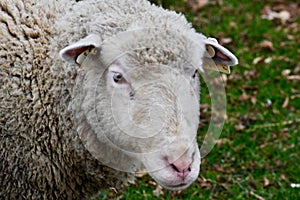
[0,1,143,198]
[0,1,135,199]
[0,0,238,199]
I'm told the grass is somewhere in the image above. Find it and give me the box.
[95,0,300,199]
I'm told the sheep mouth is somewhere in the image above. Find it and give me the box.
[152,175,191,190]
[161,182,190,190]
[170,183,188,188]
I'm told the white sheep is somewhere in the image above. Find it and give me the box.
[0,0,238,199]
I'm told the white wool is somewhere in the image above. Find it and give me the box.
[0,0,238,199]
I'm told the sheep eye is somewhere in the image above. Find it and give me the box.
[192,69,198,79]
[109,68,129,87]
[113,72,125,83]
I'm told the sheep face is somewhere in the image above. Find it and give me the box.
[105,29,203,190]
[60,27,237,190]
[60,30,204,190]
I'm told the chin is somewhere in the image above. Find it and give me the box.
[152,169,199,191]
[146,155,201,191]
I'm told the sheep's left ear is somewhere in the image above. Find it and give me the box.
[59,34,102,65]
[202,38,238,74]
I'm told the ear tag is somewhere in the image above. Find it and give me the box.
[75,48,97,66]
[76,49,90,66]
[216,64,231,74]
[203,45,231,74]
[205,45,215,57]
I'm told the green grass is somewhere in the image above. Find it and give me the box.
[96,0,300,199]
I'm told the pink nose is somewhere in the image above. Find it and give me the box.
[170,157,192,180]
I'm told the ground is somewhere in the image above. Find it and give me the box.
[95,0,300,199]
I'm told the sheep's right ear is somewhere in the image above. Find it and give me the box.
[59,34,102,65]
[202,38,238,74]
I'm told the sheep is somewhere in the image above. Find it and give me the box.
[0,0,238,199]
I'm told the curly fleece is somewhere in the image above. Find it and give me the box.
[0,0,203,199]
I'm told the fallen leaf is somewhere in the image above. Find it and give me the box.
[251,91,258,105]
[282,97,289,108]
[259,40,274,51]
[263,177,270,187]
[188,0,208,11]
[253,56,264,65]
[135,169,148,178]
[171,190,182,198]
[239,92,249,101]
[262,3,299,25]
[293,66,300,74]
[281,69,291,76]
[215,138,231,146]
[198,177,212,189]
[276,10,291,24]
[264,57,272,64]
[147,181,157,187]
[251,97,257,105]
[287,34,294,40]
[281,174,287,181]
[230,21,237,29]
[214,164,225,172]
[261,7,291,24]
[287,75,300,81]
[235,124,245,131]
[220,37,233,45]
[153,185,164,197]
[259,143,268,148]
[265,99,272,108]
[291,94,300,100]
[291,183,300,188]
[291,88,299,94]
[245,67,259,79]
[250,190,265,200]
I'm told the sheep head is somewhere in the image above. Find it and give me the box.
[59,28,238,190]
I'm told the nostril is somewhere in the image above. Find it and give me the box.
[170,163,180,173]
[170,158,192,174]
